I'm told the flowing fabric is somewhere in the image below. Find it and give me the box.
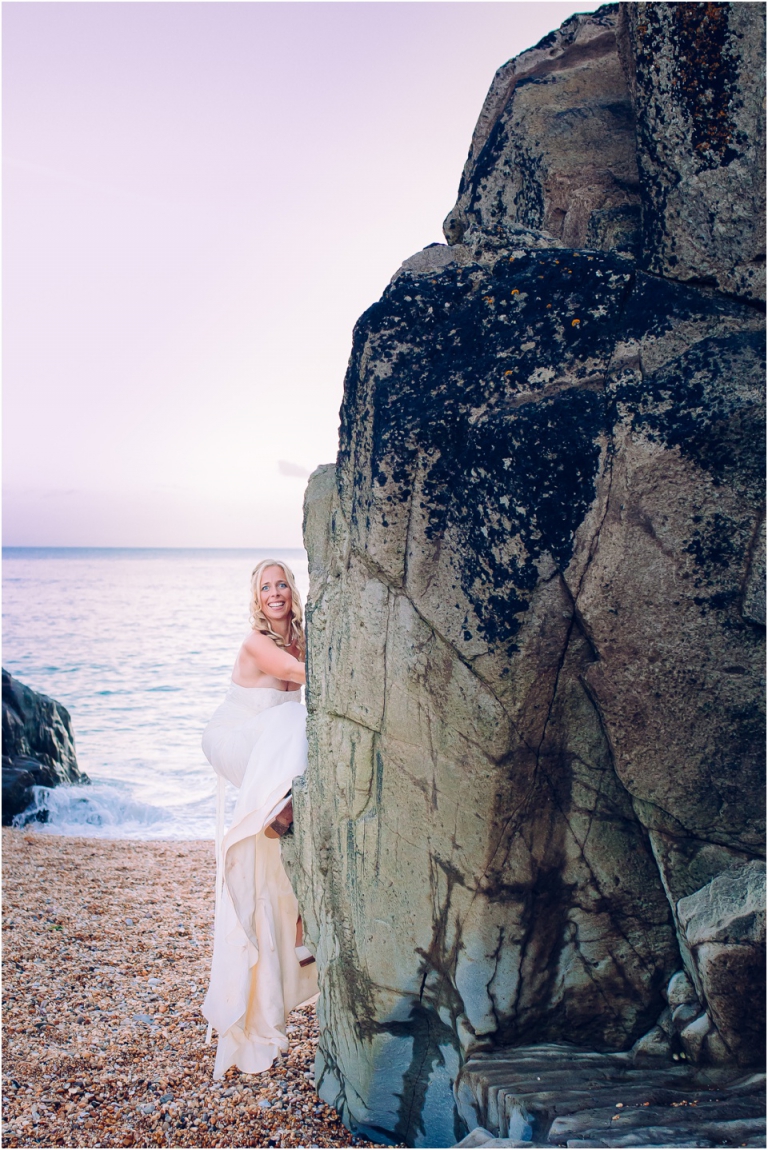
[201,683,318,1078]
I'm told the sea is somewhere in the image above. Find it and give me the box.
[2,547,308,840]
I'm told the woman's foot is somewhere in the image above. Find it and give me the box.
[295,917,315,966]
[264,794,293,839]
[295,945,316,968]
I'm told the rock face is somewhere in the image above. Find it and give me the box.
[443,6,642,255]
[2,669,87,825]
[618,2,766,303]
[284,4,766,1146]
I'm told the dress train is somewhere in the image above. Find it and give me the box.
[201,683,318,1077]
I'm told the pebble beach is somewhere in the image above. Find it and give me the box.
[2,829,389,1149]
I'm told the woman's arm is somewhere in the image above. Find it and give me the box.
[244,631,306,685]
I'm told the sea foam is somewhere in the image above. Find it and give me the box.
[13,781,216,841]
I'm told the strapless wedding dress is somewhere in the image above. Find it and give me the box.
[201,682,318,1078]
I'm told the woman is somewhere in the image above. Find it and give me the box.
[201,558,318,1078]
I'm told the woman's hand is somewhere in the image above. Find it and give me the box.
[244,631,306,685]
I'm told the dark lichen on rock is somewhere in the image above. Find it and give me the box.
[340,250,635,652]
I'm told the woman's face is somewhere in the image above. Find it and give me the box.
[258,565,292,625]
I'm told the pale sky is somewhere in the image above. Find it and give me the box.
[4,1,588,548]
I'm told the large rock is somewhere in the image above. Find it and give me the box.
[285,4,766,1146]
[2,669,87,824]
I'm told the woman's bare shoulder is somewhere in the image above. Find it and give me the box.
[241,629,277,655]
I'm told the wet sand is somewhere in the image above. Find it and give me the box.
[2,829,388,1148]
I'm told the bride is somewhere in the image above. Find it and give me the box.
[201,558,318,1078]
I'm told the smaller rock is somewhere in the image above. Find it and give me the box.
[453,1130,529,1149]
[666,970,698,1009]
[678,863,766,949]
[133,1013,153,1025]
[2,670,88,825]
[680,1013,712,1062]
[671,1003,701,1033]
[677,862,766,1064]
[125,919,134,927]
[656,1006,674,1037]
[631,1025,671,1065]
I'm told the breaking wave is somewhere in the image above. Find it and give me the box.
[12,781,219,841]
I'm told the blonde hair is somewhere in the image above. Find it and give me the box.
[249,558,305,658]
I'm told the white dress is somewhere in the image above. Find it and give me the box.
[201,682,318,1078]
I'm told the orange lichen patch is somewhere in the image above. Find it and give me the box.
[504,371,514,376]
[673,2,736,162]
[571,318,581,326]
[546,304,552,308]
[636,4,738,165]
[510,289,520,295]
[483,296,495,304]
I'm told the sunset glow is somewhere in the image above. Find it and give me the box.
[4,2,585,547]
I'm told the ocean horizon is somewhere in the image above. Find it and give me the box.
[2,545,309,840]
